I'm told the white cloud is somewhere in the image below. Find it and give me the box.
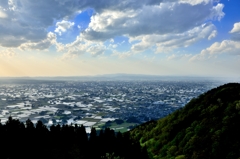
[60,38,90,60]
[190,40,240,61]
[178,0,211,5]
[208,30,217,40]
[86,44,106,56]
[131,23,217,53]
[191,22,240,62]
[19,32,57,50]
[229,22,240,41]
[112,51,133,59]
[59,36,106,59]
[208,3,225,21]
[55,20,75,36]
[203,40,240,55]
[230,22,240,33]
[82,2,224,42]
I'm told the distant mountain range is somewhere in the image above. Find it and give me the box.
[0,74,238,83]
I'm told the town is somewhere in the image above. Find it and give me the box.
[0,78,224,132]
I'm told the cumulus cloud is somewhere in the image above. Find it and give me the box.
[208,3,225,21]
[229,22,240,41]
[191,22,240,61]
[86,44,106,56]
[55,20,75,36]
[131,23,217,53]
[190,40,240,61]
[208,30,217,40]
[229,22,240,34]
[73,0,223,55]
[0,0,163,47]
[0,0,83,47]
[60,38,90,60]
[0,0,225,56]
[203,40,240,55]
[60,37,106,60]
[178,0,211,5]
[82,2,224,42]
[19,32,57,50]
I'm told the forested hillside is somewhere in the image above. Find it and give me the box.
[129,83,240,159]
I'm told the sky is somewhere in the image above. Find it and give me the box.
[0,0,240,77]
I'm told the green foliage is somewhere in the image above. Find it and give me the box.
[175,155,186,159]
[130,83,240,159]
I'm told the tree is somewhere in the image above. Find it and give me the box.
[90,127,97,142]
[26,119,35,131]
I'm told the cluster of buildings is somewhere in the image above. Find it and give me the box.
[0,79,222,132]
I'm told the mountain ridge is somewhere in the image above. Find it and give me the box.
[129,83,240,159]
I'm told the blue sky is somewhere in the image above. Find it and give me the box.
[0,0,239,77]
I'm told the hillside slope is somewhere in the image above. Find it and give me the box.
[129,83,240,159]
